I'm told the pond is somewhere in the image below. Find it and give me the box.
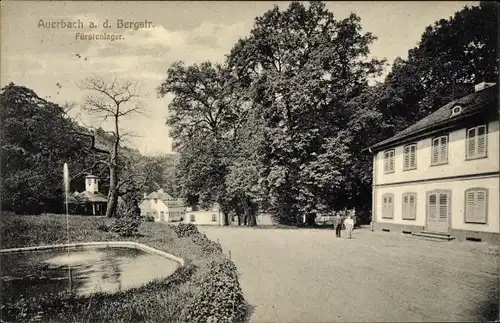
[1,246,179,300]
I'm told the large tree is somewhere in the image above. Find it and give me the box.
[226,1,384,224]
[78,76,147,217]
[158,61,246,224]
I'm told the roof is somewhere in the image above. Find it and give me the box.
[144,190,175,201]
[369,84,499,152]
[72,191,108,203]
[143,189,184,206]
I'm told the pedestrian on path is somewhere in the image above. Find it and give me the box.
[345,215,354,239]
[334,213,342,237]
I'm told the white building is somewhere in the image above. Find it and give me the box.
[183,203,224,226]
[368,82,499,244]
[139,189,184,223]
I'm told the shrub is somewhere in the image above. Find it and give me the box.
[110,196,142,237]
[185,257,247,323]
[144,215,155,222]
[173,223,199,238]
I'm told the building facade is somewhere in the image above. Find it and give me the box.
[369,83,499,244]
[69,174,108,215]
[139,189,184,223]
[183,204,224,226]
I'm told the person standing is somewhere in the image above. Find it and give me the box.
[345,215,354,239]
[334,213,342,237]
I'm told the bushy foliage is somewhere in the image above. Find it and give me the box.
[107,195,142,237]
[172,223,223,255]
[143,215,155,222]
[173,223,199,238]
[185,258,247,323]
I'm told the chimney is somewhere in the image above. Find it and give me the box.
[85,175,99,193]
[158,188,164,194]
[143,192,147,199]
[474,82,496,92]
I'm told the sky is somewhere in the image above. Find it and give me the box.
[1,1,478,156]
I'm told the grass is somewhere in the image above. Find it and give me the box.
[0,214,232,323]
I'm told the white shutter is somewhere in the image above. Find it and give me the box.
[404,147,410,170]
[410,145,416,169]
[477,126,486,157]
[438,193,448,220]
[428,194,437,220]
[467,128,476,158]
[409,195,416,219]
[476,191,487,223]
[432,138,439,164]
[439,137,448,163]
[403,195,409,218]
[465,191,476,222]
[389,151,394,172]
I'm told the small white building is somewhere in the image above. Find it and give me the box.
[139,189,184,223]
[183,203,224,226]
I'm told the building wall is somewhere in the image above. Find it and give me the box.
[372,120,499,240]
[374,176,499,234]
[183,211,222,226]
[374,120,499,185]
[139,199,184,222]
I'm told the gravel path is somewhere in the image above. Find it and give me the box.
[200,226,499,322]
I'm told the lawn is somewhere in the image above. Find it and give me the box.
[0,215,247,323]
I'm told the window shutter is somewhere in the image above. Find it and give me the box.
[404,147,409,169]
[403,195,408,218]
[467,128,476,157]
[428,194,437,220]
[409,195,416,219]
[476,191,487,223]
[439,137,448,163]
[389,151,394,172]
[465,191,475,222]
[432,139,439,164]
[477,126,486,156]
[384,152,389,173]
[410,145,416,169]
[438,193,448,220]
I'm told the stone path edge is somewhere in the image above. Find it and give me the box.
[0,241,185,267]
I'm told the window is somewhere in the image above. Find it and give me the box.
[431,135,448,165]
[160,211,165,220]
[154,198,158,204]
[190,214,195,222]
[427,191,450,221]
[465,188,488,224]
[212,214,217,222]
[383,150,395,173]
[403,144,417,170]
[466,125,487,159]
[382,193,394,219]
[402,193,417,220]
[451,105,462,117]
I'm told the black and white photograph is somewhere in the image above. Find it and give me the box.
[1,1,499,322]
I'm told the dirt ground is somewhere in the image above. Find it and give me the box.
[200,226,499,322]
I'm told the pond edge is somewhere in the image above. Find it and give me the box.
[0,241,185,266]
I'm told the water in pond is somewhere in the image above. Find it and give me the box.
[1,246,179,300]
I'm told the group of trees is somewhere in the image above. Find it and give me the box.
[1,80,179,216]
[159,1,498,225]
[2,1,497,222]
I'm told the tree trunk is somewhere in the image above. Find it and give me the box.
[237,213,241,226]
[248,212,257,227]
[105,162,118,217]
